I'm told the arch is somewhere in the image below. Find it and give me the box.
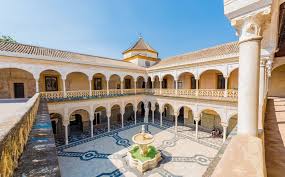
[153,75,160,89]
[92,73,107,90]
[228,68,239,89]
[198,67,225,79]
[109,74,121,89]
[123,75,135,89]
[66,72,89,91]
[137,101,145,122]
[50,113,64,136]
[39,69,63,92]
[69,109,90,135]
[177,105,194,125]
[124,103,135,124]
[146,76,152,89]
[68,107,90,118]
[268,64,285,97]
[94,106,108,126]
[0,68,36,98]
[199,109,222,133]
[199,69,225,89]
[162,74,175,89]
[177,72,196,89]
[136,76,145,88]
[227,114,238,135]
[110,104,122,126]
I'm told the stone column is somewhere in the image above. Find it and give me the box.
[174,112,178,132]
[35,78,39,93]
[237,17,263,136]
[121,110,124,128]
[160,109,163,126]
[134,80,137,94]
[106,80,109,95]
[258,59,266,130]
[194,118,199,139]
[107,110,111,132]
[222,124,228,143]
[63,121,69,145]
[63,79,67,97]
[152,109,155,124]
[134,108,137,125]
[145,107,149,123]
[121,81,124,94]
[175,80,178,95]
[90,114,94,137]
[89,79,92,96]
[224,77,228,97]
[159,80,162,94]
[196,78,199,96]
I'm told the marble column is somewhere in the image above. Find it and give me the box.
[258,60,266,130]
[195,118,199,139]
[134,80,137,94]
[159,81,162,94]
[224,77,228,97]
[121,81,124,94]
[63,121,69,145]
[222,124,228,143]
[152,109,155,124]
[145,107,149,123]
[35,78,39,93]
[106,80,109,95]
[89,79,92,96]
[90,114,94,137]
[175,80,178,95]
[121,111,124,128]
[160,111,163,126]
[134,108,137,124]
[63,79,66,97]
[174,113,178,132]
[237,19,263,136]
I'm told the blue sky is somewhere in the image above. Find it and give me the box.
[0,0,237,59]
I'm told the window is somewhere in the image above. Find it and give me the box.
[191,77,196,89]
[217,74,225,89]
[94,78,102,90]
[145,61,150,67]
[45,76,58,91]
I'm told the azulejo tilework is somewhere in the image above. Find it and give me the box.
[57,123,221,177]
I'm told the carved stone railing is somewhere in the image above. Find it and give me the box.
[41,91,64,99]
[161,89,176,95]
[0,93,40,177]
[91,90,107,97]
[109,89,121,95]
[66,90,89,98]
[177,89,196,96]
[198,89,225,97]
[123,89,136,94]
[40,88,238,102]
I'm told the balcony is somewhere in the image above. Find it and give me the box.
[40,88,238,102]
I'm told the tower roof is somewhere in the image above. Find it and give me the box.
[123,37,157,54]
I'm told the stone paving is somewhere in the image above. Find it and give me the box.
[57,123,222,177]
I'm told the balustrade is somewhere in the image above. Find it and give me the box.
[40,88,238,101]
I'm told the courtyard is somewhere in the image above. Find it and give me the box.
[56,123,221,177]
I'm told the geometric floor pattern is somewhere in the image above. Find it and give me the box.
[57,123,221,177]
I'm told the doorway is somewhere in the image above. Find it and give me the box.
[14,83,24,98]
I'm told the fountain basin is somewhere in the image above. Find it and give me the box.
[127,145,162,173]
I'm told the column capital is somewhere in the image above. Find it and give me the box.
[63,120,69,126]
[231,7,271,43]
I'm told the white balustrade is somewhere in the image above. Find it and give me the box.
[198,89,225,97]
[41,91,64,99]
[227,89,238,98]
[91,90,108,97]
[109,89,121,95]
[66,90,90,98]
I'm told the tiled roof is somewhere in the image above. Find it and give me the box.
[123,37,157,54]
[148,41,239,70]
[0,41,146,70]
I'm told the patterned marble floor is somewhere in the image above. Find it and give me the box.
[57,123,221,177]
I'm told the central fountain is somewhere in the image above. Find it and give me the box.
[127,125,161,173]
